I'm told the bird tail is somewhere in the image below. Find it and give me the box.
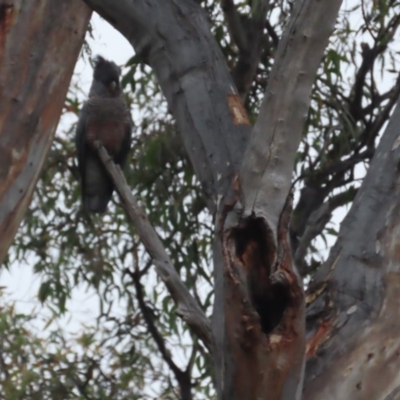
[84,194,111,214]
[83,157,113,213]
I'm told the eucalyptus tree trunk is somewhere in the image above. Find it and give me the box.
[303,99,400,400]
[1,0,399,399]
[0,0,91,264]
[82,0,341,398]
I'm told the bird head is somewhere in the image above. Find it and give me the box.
[90,55,122,98]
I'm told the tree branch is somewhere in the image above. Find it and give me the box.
[294,188,357,276]
[221,0,248,52]
[349,12,400,122]
[361,72,400,150]
[265,19,279,48]
[94,142,213,354]
[130,268,193,400]
[222,0,270,99]
[240,0,343,242]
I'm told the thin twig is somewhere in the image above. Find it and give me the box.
[131,274,195,400]
[130,268,184,378]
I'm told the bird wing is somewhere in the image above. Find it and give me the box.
[113,121,132,167]
[75,104,113,213]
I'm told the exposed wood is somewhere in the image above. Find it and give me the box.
[0,0,91,264]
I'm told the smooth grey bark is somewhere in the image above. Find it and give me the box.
[304,97,400,399]
[0,0,91,265]
[82,0,342,399]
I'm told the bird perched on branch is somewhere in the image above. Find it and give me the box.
[75,55,132,213]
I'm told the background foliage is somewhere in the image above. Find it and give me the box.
[2,0,400,398]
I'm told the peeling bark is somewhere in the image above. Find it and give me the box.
[0,0,91,264]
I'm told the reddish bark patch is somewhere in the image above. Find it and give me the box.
[222,213,305,398]
[306,319,332,358]
[0,4,13,30]
[0,3,14,54]
[231,217,292,334]
[227,94,250,125]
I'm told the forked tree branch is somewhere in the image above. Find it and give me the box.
[94,142,213,353]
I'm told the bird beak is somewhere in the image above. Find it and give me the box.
[109,81,118,91]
